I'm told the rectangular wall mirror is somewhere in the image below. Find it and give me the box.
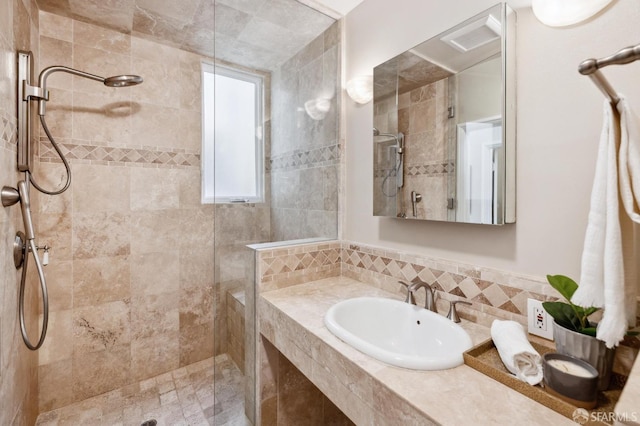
[373,3,516,225]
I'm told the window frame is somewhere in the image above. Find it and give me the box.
[201,62,265,204]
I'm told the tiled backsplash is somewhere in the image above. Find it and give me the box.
[341,242,557,325]
[256,240,556,325]
[257,241,342,292]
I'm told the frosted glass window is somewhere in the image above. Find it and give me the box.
[202,63,264,203]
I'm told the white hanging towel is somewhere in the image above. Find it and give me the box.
[573,98,639,348]
[616,98,639,331]
[618,98,640,223]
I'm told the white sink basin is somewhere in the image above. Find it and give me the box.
[324,296,473,370]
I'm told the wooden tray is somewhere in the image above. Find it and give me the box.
[463,339,626,425]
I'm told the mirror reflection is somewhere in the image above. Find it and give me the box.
[373,3,515,225]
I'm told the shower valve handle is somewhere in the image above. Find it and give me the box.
[35,245,50,266]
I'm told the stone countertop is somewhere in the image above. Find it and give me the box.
[616,348,640,425]
[259,276,574,426]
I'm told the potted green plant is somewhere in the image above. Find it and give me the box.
[542,274,613,390]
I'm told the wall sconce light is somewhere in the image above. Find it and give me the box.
[532,0,613,27]
[345,75,373,104]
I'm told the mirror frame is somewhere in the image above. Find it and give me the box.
[372,3,516,225]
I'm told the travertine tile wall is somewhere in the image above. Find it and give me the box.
[397,79,452,220]
[212,57,271,357]
[35,11,215,411]
[253,241,344,423]
[269,22,341,241]
[259,338,355,426]
[226,291,245,374]
[257,241,342,292]
[248,240,341,423]
[0,0,40,424]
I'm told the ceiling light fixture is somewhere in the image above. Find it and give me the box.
[531,0,613,27]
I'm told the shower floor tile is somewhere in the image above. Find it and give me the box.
[36,354,250,426]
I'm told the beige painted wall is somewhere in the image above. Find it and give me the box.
[344,0,640,279]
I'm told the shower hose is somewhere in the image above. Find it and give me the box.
[18,115,71,350]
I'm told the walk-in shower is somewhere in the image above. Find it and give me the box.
[1,50,142,350]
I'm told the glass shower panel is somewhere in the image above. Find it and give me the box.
[212,0,339,424]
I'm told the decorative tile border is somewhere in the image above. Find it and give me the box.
[256,241,342,291]
[405,161,454,177]
[373,168,397,178]
[39,139,200,167]
[341,242,555,319]
[1,109,18,152]
[268,143,339,172]
[255,239,553,318]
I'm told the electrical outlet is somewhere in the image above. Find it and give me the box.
[527,298,554,340]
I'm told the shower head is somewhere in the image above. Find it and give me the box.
[373,129,405,153]
[35,65,143,115]
[104,75,144,87]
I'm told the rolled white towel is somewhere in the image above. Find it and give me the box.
[491,320,543,385]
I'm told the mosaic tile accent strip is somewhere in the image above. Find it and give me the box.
[405,161,455,177]
[39,139,200,167]
[340,242,557,319]
[1,109,18,152]
[374,168,397,178]
[257,242,342,291]
[269,143,339,172]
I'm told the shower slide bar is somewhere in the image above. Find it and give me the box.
[579,43,640,105]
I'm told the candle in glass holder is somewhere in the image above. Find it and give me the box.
[546,358,597,378]
[542,353,599,409]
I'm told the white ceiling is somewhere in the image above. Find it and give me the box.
[314,0,366,15]
[309,0,534,18]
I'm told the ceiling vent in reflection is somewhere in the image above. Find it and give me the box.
[441,15,501,53]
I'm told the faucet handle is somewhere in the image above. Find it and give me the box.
[446,300,472,323]
[399,281,415,304]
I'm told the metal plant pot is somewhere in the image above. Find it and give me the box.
[552,321,615,390]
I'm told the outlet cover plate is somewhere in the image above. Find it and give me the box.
[527,298,554,340]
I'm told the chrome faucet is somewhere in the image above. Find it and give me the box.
[400,280,437,313]
[399,281,415,304]
[446,300,472,323]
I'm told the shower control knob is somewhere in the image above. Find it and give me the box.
[37,244,50,266]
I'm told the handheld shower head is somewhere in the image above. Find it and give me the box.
[104,75,144,87]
